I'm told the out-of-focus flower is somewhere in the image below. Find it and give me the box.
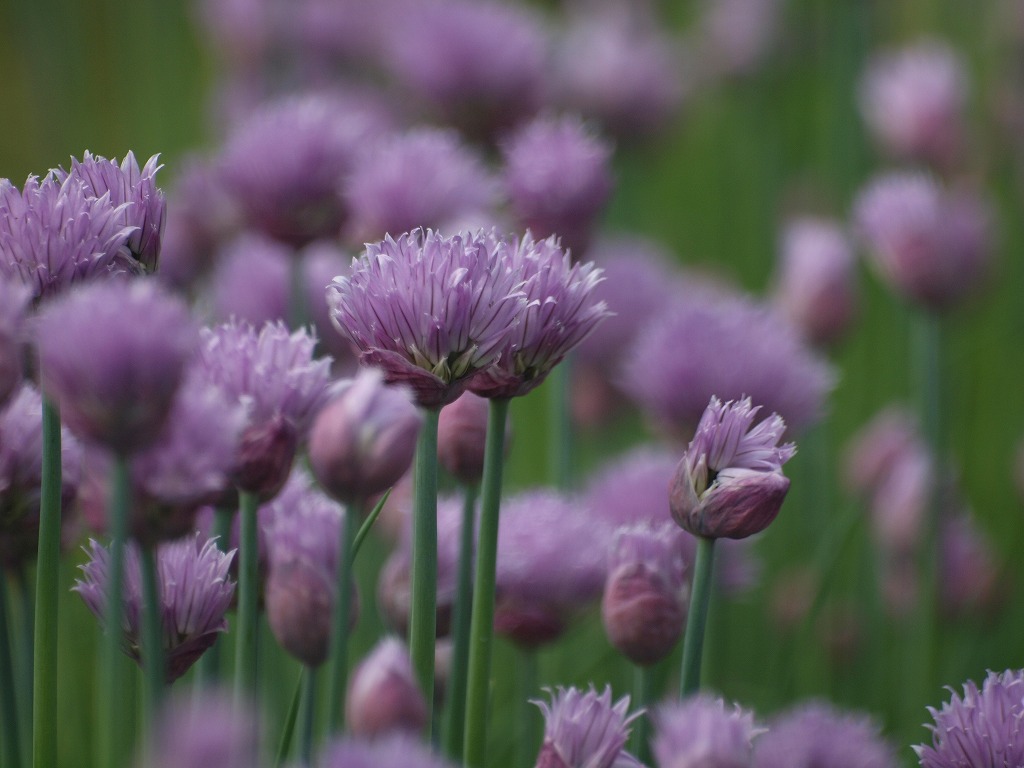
[469,234,609,400]
[301,240,357,368]
[56,151,166,273]
[437,392,495,486]
[207,232,292,326]
[342,128,497,245]
[346,636,428,737]
[602,523,688,666]
[136,689,264,768]
[327,229,526,408]
[652,694,762,768]
[859,40,968,169]
[669,397,796,540]
[773,217,858,348]
[317,735,457,768]
[852,173,994,312]
[692,0,783,80]
[753,701,897,768]
[914,670,1024,768]
[308,368,420,506]
[939,513,1002,619]
[501,114,613,258]
[74,533,235,682]
[623,284,834,438]
[35,279,197,455]
[532,685,643,768]
[0,276,30,408]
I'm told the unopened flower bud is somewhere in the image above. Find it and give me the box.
[346,637,428,737]
[437,392,490,485]
[0,278,29,410]
[232,415,299,499]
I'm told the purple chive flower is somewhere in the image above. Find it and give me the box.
[318,735,458,768]
[136,689,264,768]
[0,276,30,408]
[56,151,166,273]
[532,685,643,768]
[915,670,1024,767]
[342,128,497,245]
[623,283,834,437]
[0,384,82,570]
[469,234,610,400]
[0,173,137,301]
[301,240,358,368]
[437,391,493,486]
[196,319,331,498]
[500,114,614,258]
[652,695,762,768]
[74,533,236,683]
[773,217,858,348]
[852,173,994,311]
[381,0,546,140]
[753,701,897,768]
[327,229,526,408]
[495,490,607,648]
[858,40,967,169]
[308,368,421,506]
[264,473,349,666]
[346,636,428,738]
[692,0,782,80]
[669,397,796,540]
[219,92,390,246]
[207,232,292,326]
[35,279,198,455]
[552,0,686,139]
[939,514,1002,619]
[602,522,688,666]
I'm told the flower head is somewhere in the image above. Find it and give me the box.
[346,637,427,737]
[469,234,609,399]
[669,397,796,539]
[317,735,458,768]
[652,695,762,768]
[532,685,643,768]
[207,232,292,326]
[35,279,198,455]
[914,670,1024,767]
[301,240,358,367]
[328,229,526,408]
[0,276,30,408]
[753,701,897,768]
[74,533,236,682]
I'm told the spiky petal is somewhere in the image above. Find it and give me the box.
[532,685,643,768]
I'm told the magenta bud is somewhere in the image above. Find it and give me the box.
[231,415,298,499]
[671,466,791,540]
[346,637,428,737]
[308,369,420,506]
[265,559,335,668]
[493,598,566,650]
[437,391,490,485]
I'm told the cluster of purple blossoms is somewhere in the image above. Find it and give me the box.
[652,695,762,768]
[317,734,458,768]
[532,685,643,768]
[753,702,897,768]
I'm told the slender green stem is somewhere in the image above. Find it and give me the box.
[326,501,360,731]
[630,664,657,765]
[32,397,61,768]
[442,483,479,760]
[298,665,317,766]
[198,505,235,685]
[139,545,165,720]
[98,455,132,768]
[289,258,309,331]
[463,398,511,767]
[234,490,261,704]
[0,570,23,768]
[679,536,716,696]
[409,408,440,730]
[275,669,305,768]
[515,648,539,768]
[547,361,573,491]
[14,570,33,768]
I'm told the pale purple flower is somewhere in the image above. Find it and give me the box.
[469,234,609,399]
[327,229,527,408]
[74,533,235,682]
[501,114,614,258]
[301,240,358,367]
[914,670,1024,767]
[532,685,643,768]
[0,173,137,301]
[692,0,782,80]
[342,128,497,244]
[668,397,796,540]
[859,40,968,169]
[285,0,393,66]
[652,695,762,768]
[623,284,834,437]
[753,701,897,768]
[0,276,30,408]
[318,735,457,768]
[773,217,858,348]
[939,514,1001,619]
[35,279,198,454]
[56,151,166,272]
[207,232,292,326]
[346,636,427,738]
[437,391,492,485]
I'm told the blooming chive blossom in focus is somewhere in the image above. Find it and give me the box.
[35,279,198,455]
[652,695,762,768]
[74,534,236,682]
[346,636,428,737]
[914,670,1024,767]
[532,685,643,768]
[0,276,30,408]
[469,233,609,400]
[669,397,796,540]
[327,229,526,408]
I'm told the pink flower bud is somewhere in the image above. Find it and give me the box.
[346,637,428,737]
[437,392,491,485]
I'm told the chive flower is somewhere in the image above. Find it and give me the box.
[753,701,897,768]
[532,685,643,768]
[652,695,762,768]
[0,276,30,408]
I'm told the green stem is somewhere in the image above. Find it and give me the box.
[515,648,539,768]
[0,570,23,768]
[679,536,716,696]
[234,490,261,705]
[32,397,61,768]
[198,505,235,685]
[463,398,511,767]
[98,455,131,768]
[326,502,360,731]
[289,258,309,331]
[14,570,33,768]
[442,482,479,760]
[298,665,317,766]
[409,408,440,731]
[139,545,165,720]
[630,664,656,765]
[547,361,573,491]
[274,669,305,768]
